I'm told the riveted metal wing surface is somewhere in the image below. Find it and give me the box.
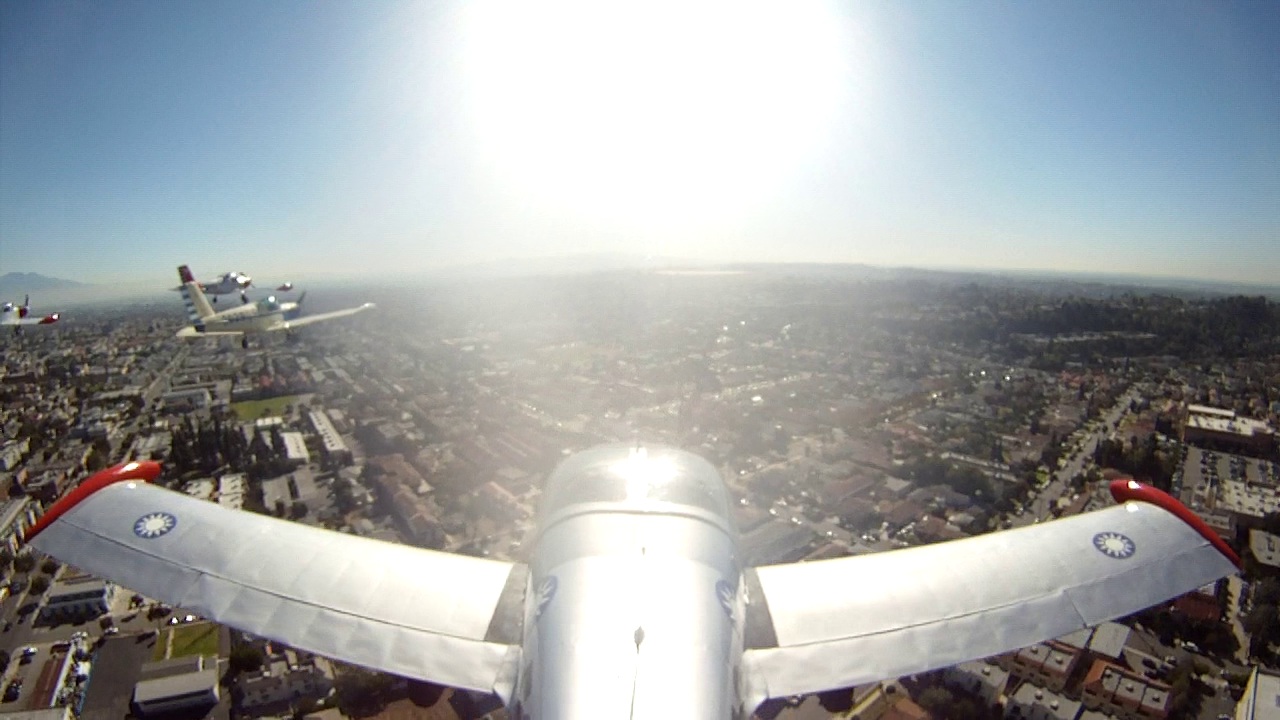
[28,477,524,695]
[743,498,1238,706]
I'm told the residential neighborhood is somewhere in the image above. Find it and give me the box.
[1,268,1278,720]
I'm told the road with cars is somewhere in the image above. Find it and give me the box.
[1011,388,1138,528]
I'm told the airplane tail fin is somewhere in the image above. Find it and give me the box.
[18,295,29,319]
[177,265,216,323]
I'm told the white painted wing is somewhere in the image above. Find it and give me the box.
[742,500,1237,705]
[280,303,376,330]
[28,481,521,694]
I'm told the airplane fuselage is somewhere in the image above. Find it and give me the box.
[511,446,746,719]
[202,272,252,296]
[198,300,300,333]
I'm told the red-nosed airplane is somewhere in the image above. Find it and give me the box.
[25,445,1240,718]
[1,295,60,335]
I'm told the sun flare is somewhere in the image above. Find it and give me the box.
[458,1,860,229]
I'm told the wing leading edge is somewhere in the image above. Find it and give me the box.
[741,482,1240,708]
[280,303,376,330]
[26,464,524,696]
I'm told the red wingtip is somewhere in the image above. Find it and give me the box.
[178,265,196,284]
[39,313,59,325]
[1110,478,1242,569]
[23,461,162,543]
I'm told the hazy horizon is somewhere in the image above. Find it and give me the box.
[2,1,1277,286]
[6,256,1279,313]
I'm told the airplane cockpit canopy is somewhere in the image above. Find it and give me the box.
[541,443,731,520]
[256,296,281,313]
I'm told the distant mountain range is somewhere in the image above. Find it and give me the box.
[0,272,88,296]
[0,272,169,308]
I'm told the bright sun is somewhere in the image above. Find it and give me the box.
[457,1,858,229]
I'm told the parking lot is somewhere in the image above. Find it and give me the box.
[79,635,160,720]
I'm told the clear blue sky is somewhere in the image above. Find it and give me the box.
[2,1,1277,287]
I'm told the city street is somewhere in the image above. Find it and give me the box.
[1011,388,1137,528]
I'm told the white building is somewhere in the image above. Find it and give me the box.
[219,473,246,509]
[162,387,211,411]
[1234,667,1280,720]
[308,410,352,467]
[281,432,310,467]
[133,656,220,717]
[0,498,38,554]
[39,575,114,623]
[0,438,31,471]
[238,655,331,710]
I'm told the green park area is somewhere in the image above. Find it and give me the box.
[230,394,306,422]
[153,622,221,661]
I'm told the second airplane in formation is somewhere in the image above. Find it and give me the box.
[173,265,373,348]
[175,269,296,304]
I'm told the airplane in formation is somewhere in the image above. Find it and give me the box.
[24,443,1240,718]
[172,265,373,348]
[173,269,295,304]
[1,295,60,335]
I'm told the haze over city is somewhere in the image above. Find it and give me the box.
[2,1,1277,287]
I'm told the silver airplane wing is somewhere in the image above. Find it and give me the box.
[741,482,1239,707]
[26,464,524,695]
[279,303,376,330]
[175,326,244,338]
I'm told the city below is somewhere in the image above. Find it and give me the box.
[1,264,1278,720]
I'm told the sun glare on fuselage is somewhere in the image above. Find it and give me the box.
[458,1,858,231]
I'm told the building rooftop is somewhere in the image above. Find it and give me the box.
[280,431,309,462]
[1217,479,1280,519]
[1187,404,1236,419]
[0,497,31,533]
[1086,622,1131,660]
[133,667,218,705]
[139,655,205,681]
[1009,682,1080,720]
[1236,667,1280,720]
[1249,530,1280,569]
[1186,413,1274,438]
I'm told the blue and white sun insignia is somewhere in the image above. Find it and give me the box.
[133,512,177,539]
[1092,531,1135,560]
